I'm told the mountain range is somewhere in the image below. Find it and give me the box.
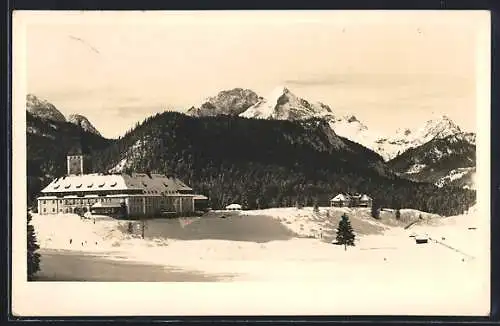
[187,86,476,188]
[25,91,477,215]
[27,94,101,136]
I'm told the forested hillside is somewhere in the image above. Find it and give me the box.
[90,112,475,216]
[387,134,475,186]
[27,112,113,204]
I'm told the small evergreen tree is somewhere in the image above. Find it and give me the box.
[313,200,319,213]
[336,213,355,251]
[395,209,401,220]
[27,213,41,280]
[371,200,380,219]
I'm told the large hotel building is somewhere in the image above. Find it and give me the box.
[37,148,208,217]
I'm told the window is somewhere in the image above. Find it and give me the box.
[52,208,55,213]
[43,208,46,213]
[52,200,55,204]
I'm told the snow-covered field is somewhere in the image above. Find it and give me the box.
[31,205,487,284]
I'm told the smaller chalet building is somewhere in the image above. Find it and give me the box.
[330,193,372,208]
[225,203,242,211]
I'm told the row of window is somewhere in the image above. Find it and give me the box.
[40,197,125,205]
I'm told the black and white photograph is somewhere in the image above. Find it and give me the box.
[12,10,490,316]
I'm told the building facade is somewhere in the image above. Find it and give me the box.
[37,153,205,218]
[330,193,373,208]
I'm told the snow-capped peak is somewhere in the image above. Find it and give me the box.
[239,86,334,121]
[413,115,462,142]
[374,115,470,161]
[239,86,381,150]
[187,88,260,117]
[67,114,101,136]
[26,94,67,122]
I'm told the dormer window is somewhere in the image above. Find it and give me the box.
[53,185,60,189]
[64,184,71,189]
[98,182,105,187]
[87,183,93,188]
[76,184,82,188]
[110,181,117,187]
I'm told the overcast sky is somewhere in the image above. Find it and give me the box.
[17,11,488,138]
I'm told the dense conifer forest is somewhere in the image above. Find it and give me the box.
[88,112,475,216]
[27,111,476,216]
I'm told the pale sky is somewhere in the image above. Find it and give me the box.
[17,11,489,138]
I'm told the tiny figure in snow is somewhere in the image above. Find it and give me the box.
[69,239,72,244]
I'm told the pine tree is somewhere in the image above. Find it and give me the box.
[336,213,355,251]
[371,200,380,219]
[313,200,319,213]
[395,209,401,220]
[27,212,41,280]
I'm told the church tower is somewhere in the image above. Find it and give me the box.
[67,145,84,175]
[67,140,92,176]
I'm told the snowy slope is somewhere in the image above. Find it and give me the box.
[194,87,474,165]
[240,86,334,120]
[26,94,67,122]
[187,88,260,117]
[67,114,101,136]
[435,167,476,189]
[239,86,386,152]
[375,115,472,161]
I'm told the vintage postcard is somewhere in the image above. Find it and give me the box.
[12,10,491,316]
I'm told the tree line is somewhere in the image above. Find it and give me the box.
[90,112,476,216]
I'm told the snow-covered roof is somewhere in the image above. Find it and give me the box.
[331,193,371,201]
[226,203,242,209]
[193,195,209,200]
[331,194,348,201]
[360,194,372,201]
[41,172,192,195]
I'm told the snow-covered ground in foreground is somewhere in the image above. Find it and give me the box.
[31,205,487,285]
[32,208,489,291]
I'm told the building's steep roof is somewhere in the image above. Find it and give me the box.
[41,172,192,194]
[331,194,348,201]
[360,194,372,201]
[331,193,371,202]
